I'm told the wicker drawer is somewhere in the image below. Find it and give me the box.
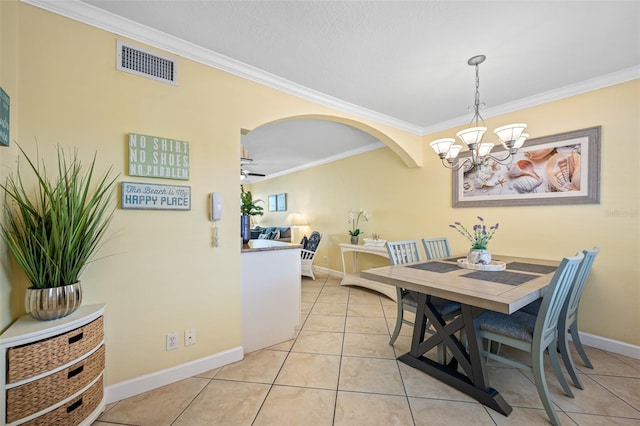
[6,345,105,423]
[6,317,104,384]
[19,375,103,426]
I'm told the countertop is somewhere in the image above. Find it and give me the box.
[241,239,302,253]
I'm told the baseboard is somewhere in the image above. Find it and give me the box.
[575,331,640,360]
[313,265,342,278]
[104,346,244,403]
[313,266,640,360]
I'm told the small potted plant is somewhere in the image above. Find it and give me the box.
[0,144,117,320]
[347,208,368,244]
[449,216,499,264]
[240,185,263,243]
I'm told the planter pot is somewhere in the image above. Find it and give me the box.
[350,235,359,245]
[25,282,82,321]
[467,249,492,265]
[241,215,251,244]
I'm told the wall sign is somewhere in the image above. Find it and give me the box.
[121,181,191,210]
[0,87,9,146]
[128,133,189,180]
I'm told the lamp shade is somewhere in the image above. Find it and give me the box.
[494,123,527,144]
[477,143,494,157]
[445,145,462,160]
[429,138,455,155]
[456,126,486,146]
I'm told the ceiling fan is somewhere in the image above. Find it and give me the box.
[240,156,266,179]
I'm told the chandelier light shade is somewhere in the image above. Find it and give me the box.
[429,55,529,172]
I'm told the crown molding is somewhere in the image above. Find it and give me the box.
[21,0,640,139]
[421,66,640,136]
[21,0,423,135]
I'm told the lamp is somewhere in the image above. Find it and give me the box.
[429,55,528,172]
[285,213,308,243]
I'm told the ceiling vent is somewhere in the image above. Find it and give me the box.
[116,41,177,85]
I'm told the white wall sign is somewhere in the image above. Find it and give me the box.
[121,182,191,210]
[128,133,189,180]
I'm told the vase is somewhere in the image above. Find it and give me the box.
[25,282,83,321]
[350,235,359,245]
[467,249,492,265]
[241,215,251,244]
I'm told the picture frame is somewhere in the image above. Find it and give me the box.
[276,193,287,211]
[268,195,277,212]
[453,126,601,208]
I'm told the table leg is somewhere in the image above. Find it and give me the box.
[398,293,512,416]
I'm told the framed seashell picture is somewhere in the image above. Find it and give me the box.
[453,126,601,207]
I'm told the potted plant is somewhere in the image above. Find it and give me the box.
[347,208,368,244]
[240,185,263,243]
[449,216,499,264]
[0,144,117,320]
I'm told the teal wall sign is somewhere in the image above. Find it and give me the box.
[0,87,9,146]
[128,133,189,180]
[121,181,191,210]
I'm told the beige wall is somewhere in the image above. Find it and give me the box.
[0,2,423,385]
[0,2,637,394]
[253,79,640,346]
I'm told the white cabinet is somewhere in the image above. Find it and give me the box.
[0,304,106,425]
[241,244,301,354]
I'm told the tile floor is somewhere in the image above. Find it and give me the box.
[95,273,640,425]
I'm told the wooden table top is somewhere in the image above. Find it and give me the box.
[360,254,560,314]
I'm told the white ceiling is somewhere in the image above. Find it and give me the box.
[41,0,640,181]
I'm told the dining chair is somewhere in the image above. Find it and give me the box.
[386,240,460,350]
[476,253,584,426]
[521,247,600,389]
[421,237,452,260]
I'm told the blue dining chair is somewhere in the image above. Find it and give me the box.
[386,240,460,351]
[421,237,452,260]
[476,253,584,426]
[521,247,600,389]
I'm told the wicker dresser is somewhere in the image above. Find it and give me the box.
[0,304,106,426]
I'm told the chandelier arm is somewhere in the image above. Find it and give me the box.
[483,152,516,166]
[439,157,473,172]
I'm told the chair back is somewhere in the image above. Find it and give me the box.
[421,237,452,260]
[305,231,322,253]
[386,240,422,265]
[564,247,599,325]
[534,253,584,349]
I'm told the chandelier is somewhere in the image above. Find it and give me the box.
[429,55,528,172]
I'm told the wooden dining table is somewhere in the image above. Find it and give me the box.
[360,254,560,416]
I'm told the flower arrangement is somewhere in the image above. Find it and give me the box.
[449,216,499,250]
[347,209,368,236]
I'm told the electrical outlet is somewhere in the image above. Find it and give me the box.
[185,328,196,346]
[323,256,328,264]
[166,332,178,351]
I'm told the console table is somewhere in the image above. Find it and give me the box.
[339,243,395,301]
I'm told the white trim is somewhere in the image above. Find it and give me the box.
[250,141,386,183]
[421,66,640,136]
[104,346,243,403]
[573,331,640,360]
[21,0,639,137]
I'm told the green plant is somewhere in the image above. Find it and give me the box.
[0,144,118,289]
[449,216,499,249]
[240,185,264,216]
[347,208,368,236]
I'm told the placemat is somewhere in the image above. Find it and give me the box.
[443,256,467,262]
[408,262,460,273]
[462,270,538,286]
[506,262,557,274]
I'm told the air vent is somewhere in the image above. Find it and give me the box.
[116,41,177,85]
